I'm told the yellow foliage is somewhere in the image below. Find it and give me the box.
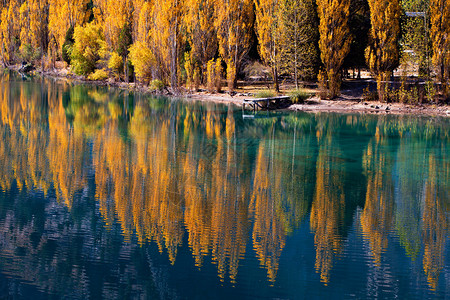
[253,0,281,91]
[0,1,20,63]
[88,68,109,81]
[215,0,254,90]
[430,0,450,93]
[93,0,132,50]
[108,51,123,78]
[366,0,401,102]
[71,22,107,75]
[184,0,217,79]
[129,41,156,84]
[206,58,222,93]
[48,0,90,56]
[317,0,351,98]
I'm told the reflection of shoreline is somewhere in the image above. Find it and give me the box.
[0,75,448,290]
[10,68,450,117]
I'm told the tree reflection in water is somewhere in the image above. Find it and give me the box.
[0,74,448,296]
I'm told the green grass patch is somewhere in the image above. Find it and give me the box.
[254,90,276,99]
[289,89,310,103]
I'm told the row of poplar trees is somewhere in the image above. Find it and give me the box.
[0,0,449,100]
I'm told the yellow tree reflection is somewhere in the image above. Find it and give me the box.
[361,127,394,266]
[422,152,449,290]
[310,128,345,285]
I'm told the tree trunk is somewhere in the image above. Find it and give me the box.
[273,66,279,92]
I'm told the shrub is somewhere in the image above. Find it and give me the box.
[150,79,165,91]
[70,22,106,76]
[254,90,276,99]
[206,58,222,93]
[129,41,155,84]
[19,43,41,62]
[289,89,310,103]
[87,69,109,81]
[226,58,236,91]
[108,51,123,79]
[362,85,378,101]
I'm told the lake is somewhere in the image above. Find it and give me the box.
[0,72,448,299]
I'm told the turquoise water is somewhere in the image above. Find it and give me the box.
[0,72,448,299]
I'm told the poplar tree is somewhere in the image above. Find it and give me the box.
[366,0,401,102]
[430,0,450,95]
[316,0,352,99]
[152,0,184,89]
[0,0,21,64]
[184,0,218,83]
[129,1,156,84]
[48,0,90,57]
[18,0,49,61]
[254,0,281,92]
[215,0,254,90]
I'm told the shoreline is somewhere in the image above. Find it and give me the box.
[8,66,450,117]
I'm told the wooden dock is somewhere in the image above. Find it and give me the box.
[243,96,290,110]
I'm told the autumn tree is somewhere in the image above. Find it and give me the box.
[215,0,254,90]
[278,0,319,86]
[19,0,49,62]
[93,0,132,51]
[0,0,21,64]
[366,0,401,102]
[430,0,450,96]
[129,1,156,83]
[316,0,352,98]
[254,0,282,92]
[48,0,90,58]
[70,22,106,75]
[152,0,185,88]
[184,0,217,84]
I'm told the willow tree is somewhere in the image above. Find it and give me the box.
[215,0,254,90]
[278,0,319,87]
[430,0,450,95]
[254,0,281,92]
[316,0,352,99]
[366,0,401,102]
[184,0,218,84]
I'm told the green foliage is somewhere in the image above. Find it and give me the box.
[150,79,165,91]
[117,23,132,59]
[254,90,276,98]
[400,16,429,78]
[278,0,320,84]
[289,89,310,103]
[19,44,41,62]
[87,69,109,81]
[62,26,75,65]
[70,22,106,76]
